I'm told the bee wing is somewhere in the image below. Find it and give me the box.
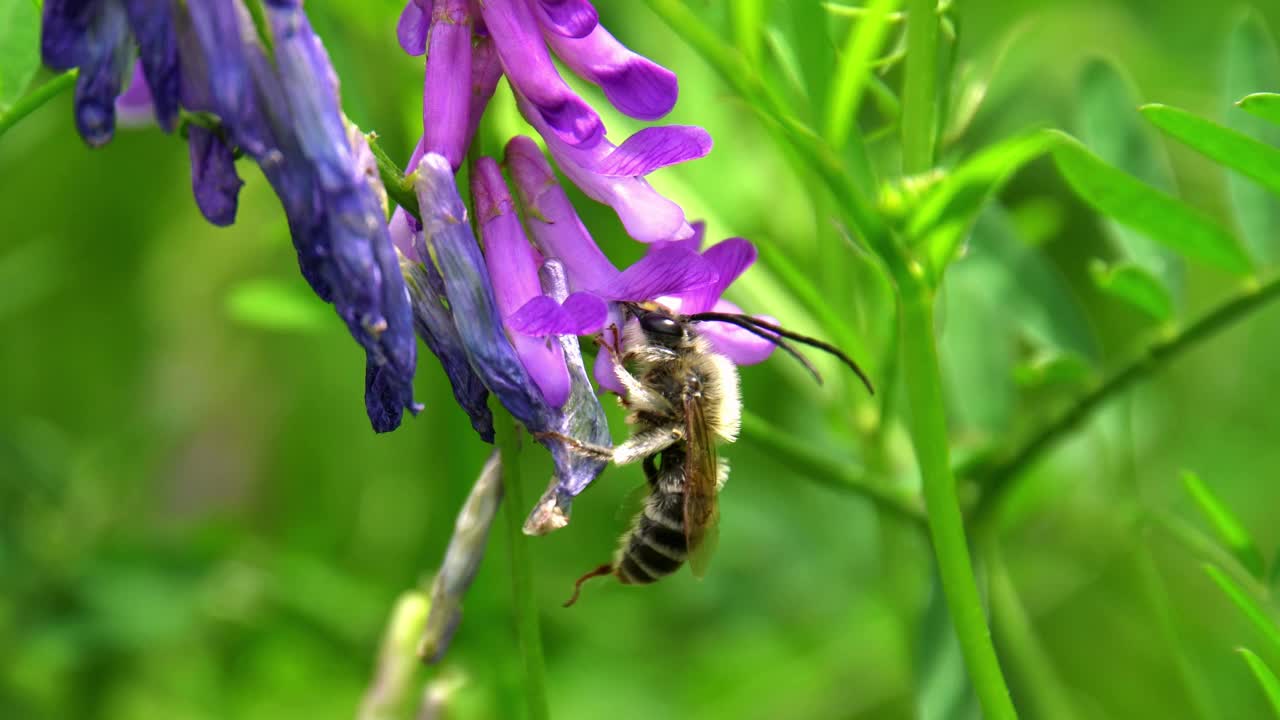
[682,390,720,578]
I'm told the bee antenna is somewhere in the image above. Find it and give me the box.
[688,314,825,385]
[688,312,874,395]
[563,563,614,608]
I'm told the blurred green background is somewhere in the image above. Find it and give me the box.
[4,1,1280,718]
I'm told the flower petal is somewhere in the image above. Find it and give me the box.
[473,157,571,408]
[524,260,612,534]
[680,237,757,314]
[416,153,553,430]
[597,246,717,301]
[594,125,712,177]
[115,62,155,127]
[397,0,429,55]
[464,37,504,152]
[123,0,180,131]
[533,0,598,38]
[695,300,777,365]
[478,0,602,148]
[592,344,625,394]
[508,291,608,336]
[40,0,95,71]
[423,0,473,168]
[513,93,696,243]
[505,135,619,291]
[187,125,243,226]
[404,255,495,442]
[544,22,678,120]
[72,1,131,147]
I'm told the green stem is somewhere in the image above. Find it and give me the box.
[972,274,1280,526]
[901,0,939,173]
[986,543,1076,720]
[0,71,77,141]
[369,135,422,224]
[898,283,1018,720]
[495,409,550,720]
[740,411,925,525]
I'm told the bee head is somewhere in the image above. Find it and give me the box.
[638,310,687,349]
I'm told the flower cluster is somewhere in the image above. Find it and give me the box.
[393,0,779,527]
[41,1,780,526]
[42,0,419,432]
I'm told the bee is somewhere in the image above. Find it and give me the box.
[550,303,874,606]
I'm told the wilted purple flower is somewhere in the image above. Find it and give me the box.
[412,153,610,523]
[186,124,243,227]
[44,0,421,431]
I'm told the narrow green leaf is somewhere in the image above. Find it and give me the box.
[1078,59,1184,293]
[226,278,332,333]
[1224,11,1280,265]
[1241,93,1280,126]
[730,0,767,68]
[0,0,41,112]
[787,1,836,122]
[1142,104,1280,199]
[908,130,1058,280]
[1050,131,1252,275]
[1204,563,1280,654]
[1089,260,1174,321]
[1239,648,1280,718]
[1182,470,1265,578]
[824,0,902,151]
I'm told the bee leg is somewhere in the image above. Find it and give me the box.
[613,362,674,415]
[533,431,613,460]
[612,424,684,465]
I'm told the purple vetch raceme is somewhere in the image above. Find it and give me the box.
[41,0,420,433]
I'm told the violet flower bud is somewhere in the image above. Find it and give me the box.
[186,124,243,227]
[420,450,503,662]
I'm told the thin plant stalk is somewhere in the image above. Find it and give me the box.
[0,71,77,140]
[901,0,939,173]
[898,282,1019,720]
[495,408,550,720]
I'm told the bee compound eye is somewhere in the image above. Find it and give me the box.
[640,312,682,337]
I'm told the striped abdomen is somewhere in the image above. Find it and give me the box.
[615,485,689,584]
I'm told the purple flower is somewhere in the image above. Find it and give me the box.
[413,153,610,524]
[476,0,603,149]
[533,0,599,38]
[122,0,180,131]
[514,95,710,243]
[472,157,572,407]
[542,21,678,121]
[186,124,243,227]
[114,62,155,127]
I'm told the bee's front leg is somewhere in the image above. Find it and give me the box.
[533,431,614,461]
